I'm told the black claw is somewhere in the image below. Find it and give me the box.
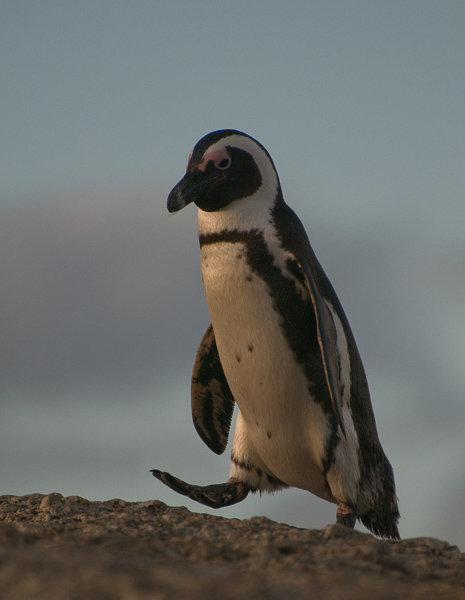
[151,469,249,509]
[336,502,357,529]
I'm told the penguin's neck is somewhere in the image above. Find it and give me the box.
[197,181,282,234]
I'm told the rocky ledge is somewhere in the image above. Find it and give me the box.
[0,493,464,599]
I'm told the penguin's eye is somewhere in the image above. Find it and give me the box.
[216,157,231,170]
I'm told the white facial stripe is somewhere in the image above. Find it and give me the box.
[197,135,279,233]
[197,148,230,172]
[197,133,298,292]
[203,134,279,199]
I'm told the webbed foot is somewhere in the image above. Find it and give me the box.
[336,502,357,529]
[151,469,250,509]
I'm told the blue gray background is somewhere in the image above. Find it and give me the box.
[2,1,464,549]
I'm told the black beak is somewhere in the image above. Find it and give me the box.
[167,169,210,213]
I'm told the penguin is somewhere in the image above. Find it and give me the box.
[152,129,400,540]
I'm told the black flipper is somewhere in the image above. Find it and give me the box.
[191,323,236,454]
[301,262,346,437]
[271,200,348,438]
[151,469,249,508]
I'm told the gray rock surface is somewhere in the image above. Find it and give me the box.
[1,493,464,599]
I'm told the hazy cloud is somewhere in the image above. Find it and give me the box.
[1,189,206,394]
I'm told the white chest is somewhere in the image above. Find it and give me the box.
[200,238,330,488]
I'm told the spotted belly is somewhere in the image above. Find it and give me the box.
[200,239,332,498]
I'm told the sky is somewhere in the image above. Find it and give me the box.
[1,1,465,549]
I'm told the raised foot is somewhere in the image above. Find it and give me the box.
[336,502,357,529]
[151,469,250,509]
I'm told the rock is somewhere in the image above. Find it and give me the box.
[0,493,464,599]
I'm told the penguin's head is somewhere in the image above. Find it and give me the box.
[167,130,280,214]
